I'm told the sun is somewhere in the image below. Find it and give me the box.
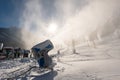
[48,23,58,34]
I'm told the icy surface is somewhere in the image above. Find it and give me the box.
[0,58,35,79]
[28,38,120,80]
[1,38,120,80]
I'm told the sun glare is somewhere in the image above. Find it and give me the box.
[48,23,58,34]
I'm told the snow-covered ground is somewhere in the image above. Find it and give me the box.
[28,37,120,80]
[0,58,35,79]
[1,37,120,80]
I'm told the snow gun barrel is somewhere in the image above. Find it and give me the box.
[31,40,54,59]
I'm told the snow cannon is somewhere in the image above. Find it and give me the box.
[31,40,54,68]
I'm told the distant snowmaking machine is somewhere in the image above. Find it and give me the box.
[31,40,54,69]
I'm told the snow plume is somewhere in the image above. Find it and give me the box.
[19,0,120,49]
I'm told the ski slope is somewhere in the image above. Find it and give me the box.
[0,58,35,79]
[30,37,120,80]
[1,37,120,80]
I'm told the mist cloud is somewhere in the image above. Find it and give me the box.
[19,0,120,49]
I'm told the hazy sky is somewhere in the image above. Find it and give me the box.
[0,0,25,27]
[0,0,88,27]
[1,0,120,49]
